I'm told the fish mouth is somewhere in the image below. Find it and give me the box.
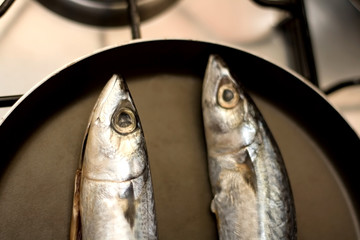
[99,75,119,107]
[90,74,121,124]
[203,55,220,104]
[202,55,234,106]
[91,74,139,129]
[97,75,129,113]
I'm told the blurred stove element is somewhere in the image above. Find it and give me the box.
[127,0,141,39]
[349,0,360,11]
[253,0,319,87]
[0,0,16,18]
[177,0,285,44]
[324,78,360,95]
[0,95,21,108]
[306,0,360,88]
[36,0,178,27]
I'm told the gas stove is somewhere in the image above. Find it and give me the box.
[0,0,359,135]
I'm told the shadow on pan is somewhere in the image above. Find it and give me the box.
[0,40,359,239]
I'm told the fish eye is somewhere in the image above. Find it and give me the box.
[217,84,239,108]
[112,108,137,134]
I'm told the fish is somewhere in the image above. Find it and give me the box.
[202,55,297,240]
[70,74,157,240]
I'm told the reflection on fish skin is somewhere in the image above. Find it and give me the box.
[202,55,297,240]
[70,74,157,240]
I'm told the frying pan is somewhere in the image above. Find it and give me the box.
[0,39,359,239]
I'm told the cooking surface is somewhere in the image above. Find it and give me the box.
[0,41,359,238]
[0,75,356,239]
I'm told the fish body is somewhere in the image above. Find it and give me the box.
[202,55,296,239]
[70,75,157,240]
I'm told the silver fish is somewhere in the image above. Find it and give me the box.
[202,55,296,240]
[70,74,157,240]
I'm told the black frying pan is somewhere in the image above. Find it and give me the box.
[0,40,359,239]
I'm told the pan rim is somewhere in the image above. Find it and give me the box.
[0,38,351,131]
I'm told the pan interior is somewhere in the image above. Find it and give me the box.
[0,71,357,239]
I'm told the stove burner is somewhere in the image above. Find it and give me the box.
[36,0,178,27]
[349,0,360,11]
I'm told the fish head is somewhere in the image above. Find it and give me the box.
[202,55,257,157]
[82,74,147,182]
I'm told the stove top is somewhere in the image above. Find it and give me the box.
[0,0,359,134]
